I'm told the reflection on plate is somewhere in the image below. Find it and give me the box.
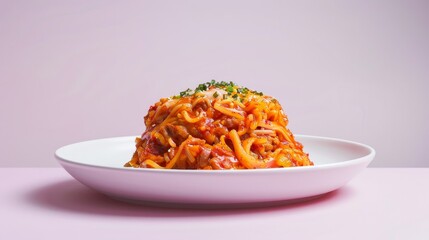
[55,135,375,207]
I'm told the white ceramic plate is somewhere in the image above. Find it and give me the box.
[55,135,375,207]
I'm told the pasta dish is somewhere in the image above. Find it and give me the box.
[125,81,313,169]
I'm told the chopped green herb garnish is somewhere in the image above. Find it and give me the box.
[172,80,263,99]
[252,90,263,96]
[237,87,249,94]
[179,88,192,97]
[195,83,207,93]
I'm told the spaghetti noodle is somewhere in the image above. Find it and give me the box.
[125,81,313,169]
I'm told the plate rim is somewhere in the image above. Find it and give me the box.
[55,135,376,174]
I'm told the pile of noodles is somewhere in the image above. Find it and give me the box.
[125,81,313,170]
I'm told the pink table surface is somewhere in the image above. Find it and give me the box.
[1,168,428,240]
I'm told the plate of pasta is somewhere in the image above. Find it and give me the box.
[56,81,375,207]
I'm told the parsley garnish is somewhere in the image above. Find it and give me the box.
[173,80,263,99]
[195,83,207,93]
[179,88,192,97]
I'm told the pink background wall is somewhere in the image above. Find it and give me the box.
[1,0,428,167]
